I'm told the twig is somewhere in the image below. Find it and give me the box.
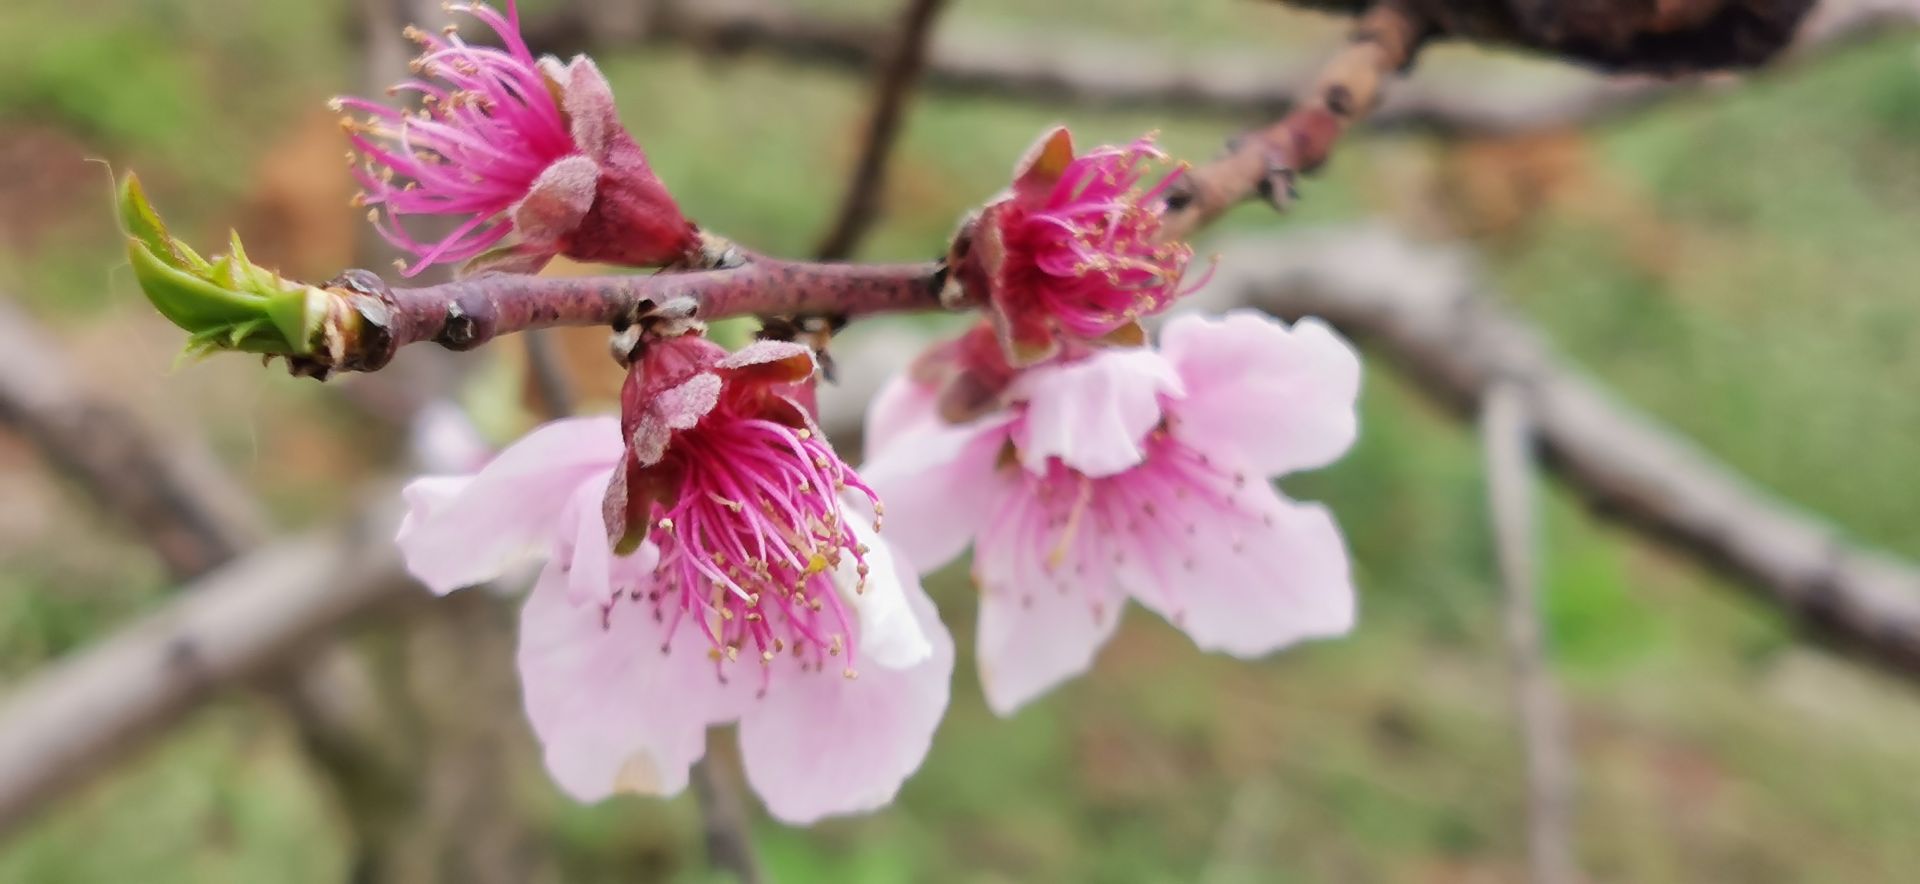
[690,753,765,884]
[812,0,950,261]
[1195,227,1920,680]
[305,259,942,376]
[1482,382,1579,884]
[0,510,411,835]
[1162,0,1428,240]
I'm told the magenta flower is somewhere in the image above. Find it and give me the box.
[335,1,696,275]
[397,410,953,823]
[863,310,1360,714]
[952,127,1196,366]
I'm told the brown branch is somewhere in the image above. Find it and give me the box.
[813,0,950,261]
[690,751,765,884]
[1162,0,1429,239]
[0,405,883,842]
[0,300,429,854]
[520,0,1918,137]
[302,259,943,377]
[1194,227,1920,680]
[0,301,264,573]
[1482,383,1580,884]
[0,510,411,835]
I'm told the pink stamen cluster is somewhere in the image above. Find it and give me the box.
[650,419,881,684]
[1000,138,1196,338]
[608,337,884,686]
[334,2,572,273]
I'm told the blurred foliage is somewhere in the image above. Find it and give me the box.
[1,0,1919,881]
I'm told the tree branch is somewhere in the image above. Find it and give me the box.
[690,750,765,884]
[0,299,426,849]
[813,0,950,261]
[0,510,411,835]
[1163,0,1429,239]
[305,259,943,376]
[0,301,264,572]
[1482,382,1579,884]
[1196,227,1920,680]
[519,0,1918,136]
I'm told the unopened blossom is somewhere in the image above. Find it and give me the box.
[951,127,1195,366]
[863,310,1360,715]
[397,393,952,823]
[336,1,696,275]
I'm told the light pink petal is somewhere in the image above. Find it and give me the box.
[1161,311,1362,477]
[517,562,741,802]
[408,401,492,473]
[862,372,941,457]
[397,416,623,594]
[832,513,931,670]
[737,571,953,825]
[1010,349,1183,479]
[858,417,1013,573]
[971,482,1127,716]
[1125,480,1355,658]
[557,468,659,607]
[396,474,470,552]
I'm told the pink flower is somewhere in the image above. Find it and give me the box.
[335,1,696,275]
[863,310,1360,714]
[952,127,1195,366]
[603,333,932,672]
[397,411,953,823]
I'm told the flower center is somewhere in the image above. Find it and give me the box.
[1009,149,1195,336]
[994,429,1277,615]
[642,418,881,687]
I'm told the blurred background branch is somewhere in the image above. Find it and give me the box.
[1482,382,1579,884]
[520,0,1918,135]
[813,0,951,260]
[1199,229,1920,679]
